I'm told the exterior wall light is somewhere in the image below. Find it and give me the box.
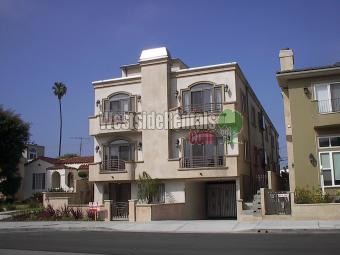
[224,84,230,93]
[175,139,180,148]
[96,100,101,107]
[309,153,317,167]
[137,142,142,151]
[95,145,100,153]
[304,87,311,97]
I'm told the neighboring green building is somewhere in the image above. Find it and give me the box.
[277,49,340,194]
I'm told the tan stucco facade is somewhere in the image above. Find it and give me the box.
[89,47,279,219]
[277,49,340,193]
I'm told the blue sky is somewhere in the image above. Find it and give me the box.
[1,0,339,163]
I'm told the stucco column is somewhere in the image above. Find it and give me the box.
[236,199,243,221]
[94,182,104,205]
[260,188,266,217]
[104,200,112,221]
[129,199,137,222]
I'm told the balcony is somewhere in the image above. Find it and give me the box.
[180,156,224,168]
[312,99,340,128]
[89,112,138,136]
[182,103,223,114]
[89,159,136,182]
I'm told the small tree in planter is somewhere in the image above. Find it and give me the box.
[137,171,160,204]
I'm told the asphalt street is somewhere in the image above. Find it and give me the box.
[0,230,339,255]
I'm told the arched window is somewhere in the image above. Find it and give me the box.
[51,171,61,189]
[102,93,135,113]
[67,172,74,188]
[182,83,222,113]
[102,139,134,171]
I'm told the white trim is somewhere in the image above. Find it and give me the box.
[319,151,340,187]
[317,135,340,149]
[92,75,141,85]
[174,62,237,73]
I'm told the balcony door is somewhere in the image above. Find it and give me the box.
[103,140,133,171]
[110,98,129,113]
[315,83,340,113]
[183,137,224,168]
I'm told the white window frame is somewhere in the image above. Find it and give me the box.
[319,151,340,187]
[317,135,340,149]
[314,82,340,113]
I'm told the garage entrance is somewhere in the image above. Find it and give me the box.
[206,181,237,219]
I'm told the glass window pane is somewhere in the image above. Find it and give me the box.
[191,91,203,111]
[110,101,120,112]
[183,91,190,113]
[121,99,129,112]
[330,136,340,147]
[323,170,332,186]
[315,84,330,113]
[319,137,330,147]
[333,152,340,185]
[320,153,330,169]
[331,84,340,112]
[214,87,222,112]
[202,89,212,111]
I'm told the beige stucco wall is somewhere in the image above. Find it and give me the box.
[292,203,340,220]
[89,49,279,211]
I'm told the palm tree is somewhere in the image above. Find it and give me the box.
[52,82,67,157]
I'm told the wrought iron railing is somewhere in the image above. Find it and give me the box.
[182,103,223,114]
[317,98,340,113]
[100,159,126,172]
[111,202,129,220]
[180,156,224,168]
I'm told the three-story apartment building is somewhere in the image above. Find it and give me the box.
[89,47,279,219]
[277,49,340,194]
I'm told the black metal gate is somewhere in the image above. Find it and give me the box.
[206,182,236,218]
[265,191,291,215]
[111,202,129,220]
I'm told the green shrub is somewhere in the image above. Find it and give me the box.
[78,171,88,179]
[295,187,332,204]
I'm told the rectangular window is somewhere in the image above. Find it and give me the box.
[32,173,45,190]
[151,183,165,204]
[320,152,340,186]
[318,136,340,148]
[241,92,247,114]
[315,82,340,113]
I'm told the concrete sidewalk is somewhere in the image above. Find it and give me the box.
[1,220,340,233]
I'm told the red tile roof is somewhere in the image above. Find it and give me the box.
[46,164,77,170]
[25,156,57,165]
[78,164,89,170]
[56,156,94,164]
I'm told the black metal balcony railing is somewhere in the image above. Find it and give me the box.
[100,111,130,124]
[180,156,224,168]
[317,98,340,113]
[182,103,223,114]
[101,159,126,172]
